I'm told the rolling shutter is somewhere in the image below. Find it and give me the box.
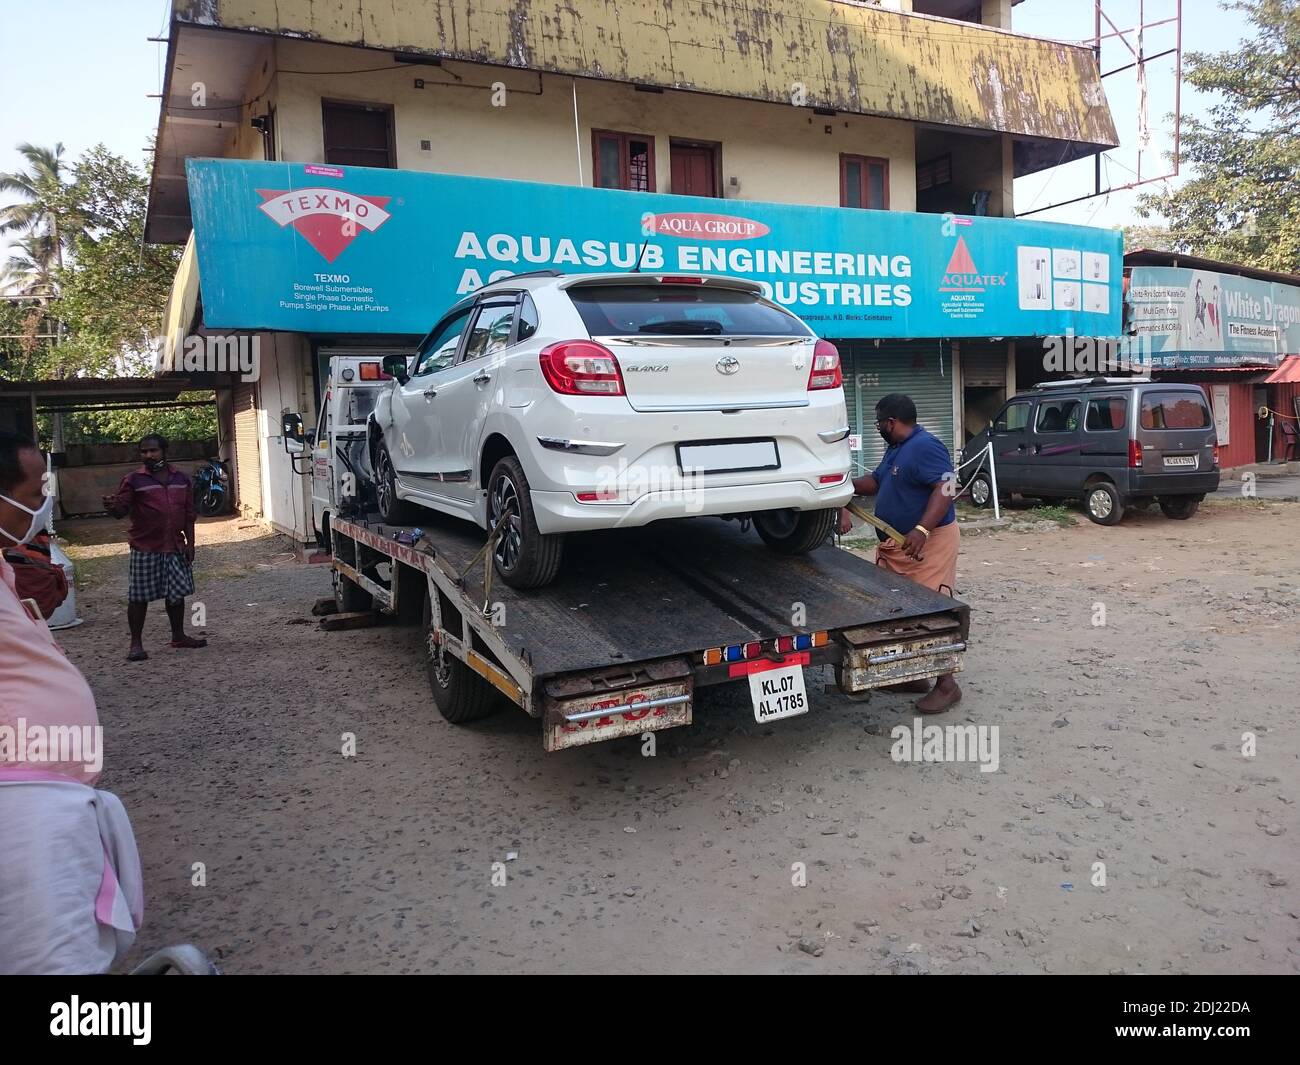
[839,339,955,476]
[959,341,1008,388]
[233,381,263,516]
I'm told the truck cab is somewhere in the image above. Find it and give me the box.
[310,356,396,550]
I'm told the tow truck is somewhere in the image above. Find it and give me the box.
[285,355,971,752]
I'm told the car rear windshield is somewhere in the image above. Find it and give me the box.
[567,284,812,337]
[1139,391,1211,430]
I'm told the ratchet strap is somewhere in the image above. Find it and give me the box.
[844,499,908,546]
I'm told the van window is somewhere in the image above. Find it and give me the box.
[1035,398,1080,434]
[1140,392,1211,430]
[1085,396,1127,431]
[993,401,1031,432]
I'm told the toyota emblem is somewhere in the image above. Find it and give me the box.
[716,355,740,375]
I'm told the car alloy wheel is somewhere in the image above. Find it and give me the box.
[1088,487,1113,519]
[970,477,990,507]
[377,448,396,515]
[487,469,523,572]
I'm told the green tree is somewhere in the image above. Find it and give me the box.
[1139,0,1300,273]
[0,142,75,280]
[51,145,183,378]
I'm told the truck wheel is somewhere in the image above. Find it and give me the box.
[333,569,372,613]
[375,441,417,525]
[1083,481,1124,526]
[1158,494,1202,519]
[422,597,498,723]
[967,472,994,508]
[487,455,564,589]
[753,507,838,553]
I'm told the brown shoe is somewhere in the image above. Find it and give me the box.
[915,680,961,714]
[882,679,932,694]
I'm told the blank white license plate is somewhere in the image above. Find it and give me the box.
[748,663,809,723]
[1163,455,1197,468]
[679,440,778,474]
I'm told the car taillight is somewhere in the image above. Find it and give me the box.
[1212,445,1220,467]
[1128,439,1143,468]
[539,341,625,396]
[657,275,704,284]
[808,339,842,390]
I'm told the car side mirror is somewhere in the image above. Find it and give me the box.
[382,353,410,384]
[282,411,305,455]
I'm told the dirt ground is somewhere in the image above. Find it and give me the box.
[55,499,1299,974]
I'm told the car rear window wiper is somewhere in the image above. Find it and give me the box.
[637,319,725,334]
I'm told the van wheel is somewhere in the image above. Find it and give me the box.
[753,507,838,553]
[1083,482,1124,526]
[487,455,564,589]
[423,596,498,723]
[968,472,994,508]
[375,441,417,525]
[333,569,372,613]
[1158,495,1202,520]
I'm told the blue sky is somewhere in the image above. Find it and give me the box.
[0,0,1243,247]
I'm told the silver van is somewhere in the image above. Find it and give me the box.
[961,377,1220,525]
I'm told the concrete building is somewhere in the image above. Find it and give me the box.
[146,0,1119,541]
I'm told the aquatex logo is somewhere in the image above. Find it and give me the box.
[939,236,1007,293]
[256,185,393,263]
[643,212,771,240]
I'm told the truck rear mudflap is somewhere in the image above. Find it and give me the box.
[542,658,694,752]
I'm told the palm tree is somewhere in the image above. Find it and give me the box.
[0,142,73,278]
[1,232,58,296]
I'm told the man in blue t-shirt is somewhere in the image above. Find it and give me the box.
[837,393,962,714]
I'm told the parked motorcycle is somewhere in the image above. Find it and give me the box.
[193,458,230,516]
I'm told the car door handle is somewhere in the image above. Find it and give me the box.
[1032,444,1043,454]
[422,388,437,398]
[472,371,491,384]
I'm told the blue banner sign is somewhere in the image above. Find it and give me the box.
[1128,265,1300,368]
[186,158,1123,339]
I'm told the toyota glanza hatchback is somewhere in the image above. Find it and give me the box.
[368,271,853,588]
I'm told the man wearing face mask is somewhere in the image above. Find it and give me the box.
[837,394,962,714]
[102,434,206,661]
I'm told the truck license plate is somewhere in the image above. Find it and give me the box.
[748,662,809,723]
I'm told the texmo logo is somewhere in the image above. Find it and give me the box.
[256,187,393,263]
[939,236,1007,293]
[644,212,770,240]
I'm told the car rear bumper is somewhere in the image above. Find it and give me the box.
[1123,469,1221,495]
[530,479,853,533]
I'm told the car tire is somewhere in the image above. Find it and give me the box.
[1083,481,1124,526]
[1158,494,1202,520]
[374,440,417,525]
[423,596,498,723]
[967,472,994,509]
[753,507,838,554]
[333,569,372,614]
[487,455,564,589]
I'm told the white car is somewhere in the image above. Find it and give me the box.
[368,272,853,588]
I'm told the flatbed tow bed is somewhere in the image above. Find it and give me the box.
[327,510,970,751]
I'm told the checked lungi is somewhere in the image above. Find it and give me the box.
[127,549,195,604]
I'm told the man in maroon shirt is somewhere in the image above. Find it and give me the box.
[102,434,207,660]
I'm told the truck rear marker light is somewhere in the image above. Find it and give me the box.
[706,630,828,663]
[358,362,383,380]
